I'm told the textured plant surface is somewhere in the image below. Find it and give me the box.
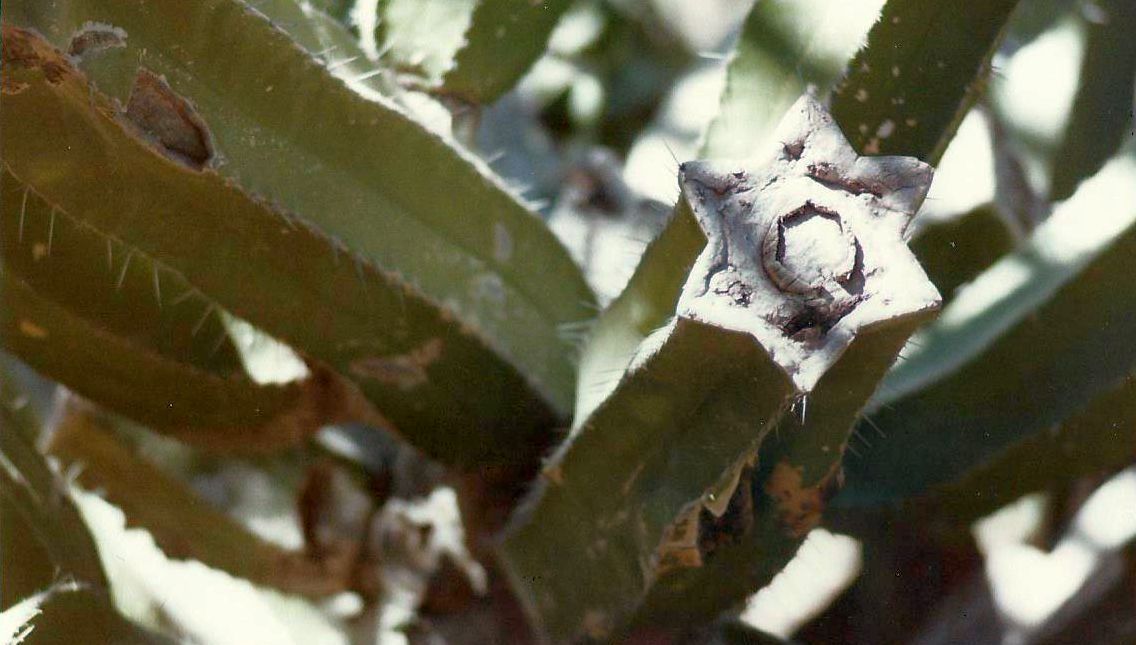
[2,0,1135,644]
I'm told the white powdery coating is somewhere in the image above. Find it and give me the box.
[676,95,938,392]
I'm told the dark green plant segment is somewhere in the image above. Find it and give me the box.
[503,318,796,643]
[1,167,242,374]
[503,97,938,642]
[909,205,1014,301]
[1048,0,1136,201]
[702,0,885,159]
[45,399,356,596]
[832,0,1021,163]
[7,0,595,417]
[0,26,559,466]
[0,169,356,451]
[1,272,358,452]
[843,147,1136,504]
[441,0,572,104]
[639,300,935,626]
[0,407,109,591]
[919,371,1136,527]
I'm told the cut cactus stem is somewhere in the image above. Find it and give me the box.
[500,95,939,643]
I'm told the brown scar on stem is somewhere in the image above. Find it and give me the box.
[2,26,73,85]
[124,68,216,170]
[164,362,389,454]
[651,500,705,577]
[349,338,444,391]
[763,459,841,538]
[67,22,127,59]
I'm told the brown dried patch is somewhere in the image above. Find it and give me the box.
[697,470,755,555]
[2,25,74,85]
[67,22,127,59]
[167,362,388,453]
[124,68,215,169]
[763,460,841,538]
[652,501,704,577]
[297,458,382,598]
[350,338,444,391]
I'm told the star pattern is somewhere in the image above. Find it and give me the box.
[676,95,940,391]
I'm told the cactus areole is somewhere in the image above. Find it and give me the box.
[677,94,939,391]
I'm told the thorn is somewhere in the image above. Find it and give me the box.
[662,140,680,167]
[18,187,29,243]
[798,395,808,424]
[151,266,162,308]
[845,442,862,458]
[326,56,359,71]
[106,239,113,272]
[862,414,887,439]
[852,427,873,449]
[313,45,339,59]
[171,287,196,306]
[191,303,215,337]
[353,68,385,82]
[115,249,135,290]
[46,207,56,257]
[484,150,505,165]
[208,329,228,357]
[353,254,372,302]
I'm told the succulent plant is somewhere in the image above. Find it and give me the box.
[2,0,1134,643]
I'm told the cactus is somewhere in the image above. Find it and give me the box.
[3,0,1135,642]
[501,96,938,641]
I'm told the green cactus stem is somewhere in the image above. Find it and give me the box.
[501,96,938,642]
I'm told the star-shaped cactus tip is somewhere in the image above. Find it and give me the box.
[676,95,940,392]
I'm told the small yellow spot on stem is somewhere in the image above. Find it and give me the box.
[19,320,48,339]
[32,243,48,260]
[763,460,840,538]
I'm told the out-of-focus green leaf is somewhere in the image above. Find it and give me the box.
[704,0,886,159]
[1049,0,1136,201]
[0,21,583,466]
[918,372,1136,527]
[0,389,108,590]
[844,146,1136,504]
[831,0,1021,163]
[45,398,354,597]
[569,2,695,152]
[909,205,1014,301]
[0,425,108,595]
[441,0,571,104]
